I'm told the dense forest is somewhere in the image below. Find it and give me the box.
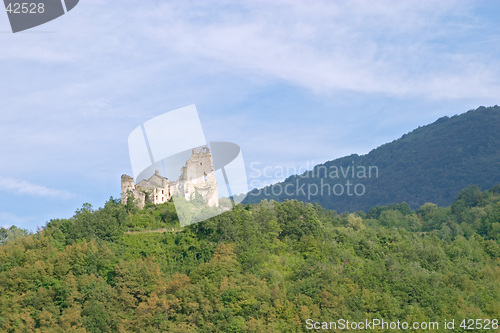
[0,184,499,332]
[244,106,500,212]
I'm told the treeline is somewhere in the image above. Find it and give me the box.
[0,185,499,332]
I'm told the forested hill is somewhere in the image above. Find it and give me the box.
[244,105,500,212]
[0,185,499,331]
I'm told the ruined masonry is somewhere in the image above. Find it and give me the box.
[121,147,219,208]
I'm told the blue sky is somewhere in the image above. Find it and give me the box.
[1,0,499,231]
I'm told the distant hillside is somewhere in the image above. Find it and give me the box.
[244,105,500,212]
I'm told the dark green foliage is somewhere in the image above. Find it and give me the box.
[245,105,500,212]
[451,185,483,217]
[0,185,500,331]
[44,198,127,247]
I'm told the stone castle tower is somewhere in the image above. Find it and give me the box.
[121,147,218,208]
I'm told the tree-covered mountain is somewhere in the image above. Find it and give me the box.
[0,184,499,332]
[244,105,500,212]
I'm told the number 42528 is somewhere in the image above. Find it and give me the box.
[460,319,499,330]
[5,3,45,14]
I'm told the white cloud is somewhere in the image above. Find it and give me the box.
[134,0,499,100]
[0,176,75,199]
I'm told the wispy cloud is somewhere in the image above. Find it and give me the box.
[0,176,75,199]
[2,0,498,102]
[137,0,500,100]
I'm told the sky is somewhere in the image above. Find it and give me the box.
[1,0,499,231]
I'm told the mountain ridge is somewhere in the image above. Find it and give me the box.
[244,105,500,212]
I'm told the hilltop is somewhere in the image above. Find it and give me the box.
[244,105,500,212]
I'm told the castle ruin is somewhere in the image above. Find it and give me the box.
[121,147,219,208]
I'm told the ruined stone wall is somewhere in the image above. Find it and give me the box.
[135,170,170,205]
[121,147,219,209]
[122,171,170,208]
[121,174,136,205]
[180,147,219,207]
